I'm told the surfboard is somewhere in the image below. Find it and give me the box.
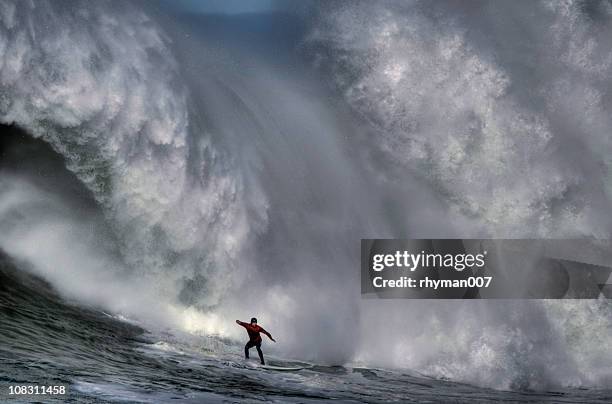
[260,364,306,371]
[242,358,311,371]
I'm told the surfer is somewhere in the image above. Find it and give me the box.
[236,318,275,365]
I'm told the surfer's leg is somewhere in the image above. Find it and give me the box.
[256,343,264,365]
[245,341,254,359]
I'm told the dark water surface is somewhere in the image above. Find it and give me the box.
[1,260,611,403]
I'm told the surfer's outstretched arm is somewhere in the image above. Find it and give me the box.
[260,328,276,342]
[236,320,248,328]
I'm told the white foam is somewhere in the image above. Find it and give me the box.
[309,1,612,237]
[309,0,612,389]
[0,1,256,311]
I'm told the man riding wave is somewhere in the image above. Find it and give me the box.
[236,318,276,365]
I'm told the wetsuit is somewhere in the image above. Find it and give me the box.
[237,321,272,365]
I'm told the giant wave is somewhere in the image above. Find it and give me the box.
[0,0,611,392]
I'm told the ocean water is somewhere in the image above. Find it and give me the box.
[1,1,612,402]
[2,262,611,403]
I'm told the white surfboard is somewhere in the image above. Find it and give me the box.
[260,364,307,371]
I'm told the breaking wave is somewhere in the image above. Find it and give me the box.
[0,0,611,391]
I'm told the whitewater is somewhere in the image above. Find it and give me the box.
[1,0,612,402]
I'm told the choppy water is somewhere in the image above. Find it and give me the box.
[1,262,611,403]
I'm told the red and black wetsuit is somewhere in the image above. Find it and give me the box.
[237,321,272,364]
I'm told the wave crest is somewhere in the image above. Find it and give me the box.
[0,0,255,307]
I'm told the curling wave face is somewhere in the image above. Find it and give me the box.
[0,0,374,363]
[0,0,253,311]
